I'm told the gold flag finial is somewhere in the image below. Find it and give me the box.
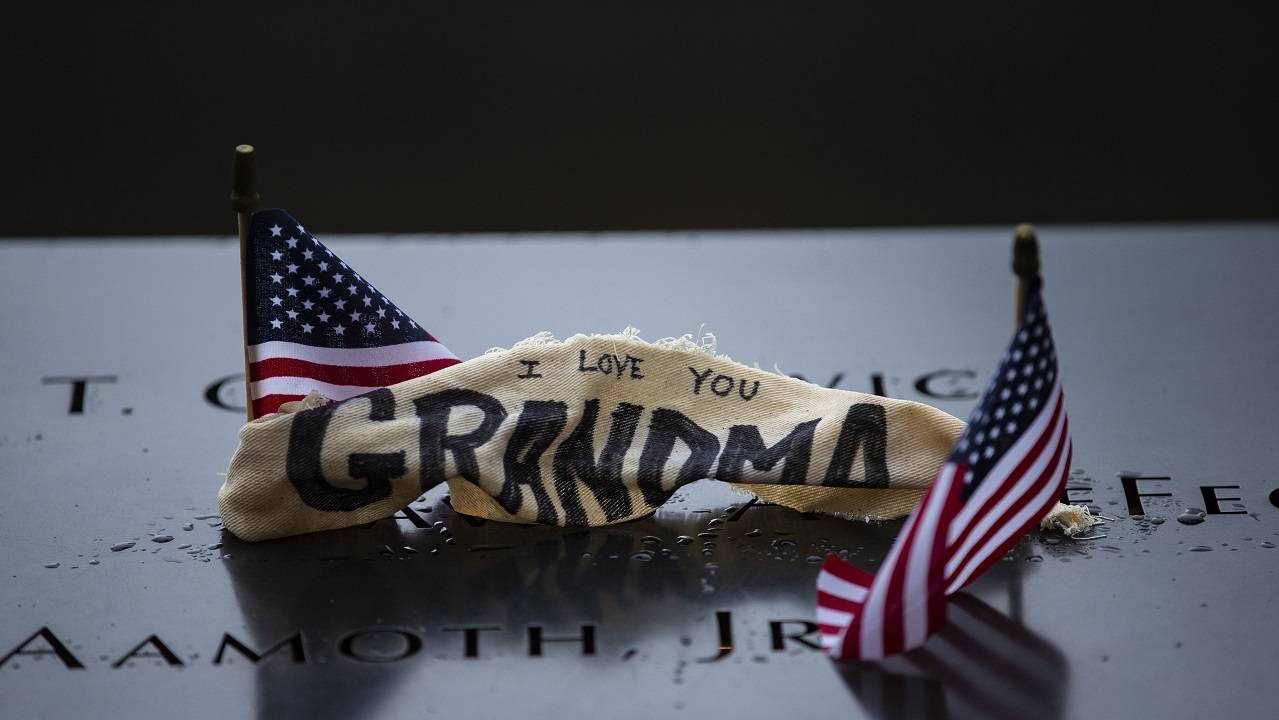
[233,145,260,422]
[1012,224,1040,326]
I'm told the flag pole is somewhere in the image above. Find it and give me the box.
[231,145,260,422]
[1012,224,1040,328]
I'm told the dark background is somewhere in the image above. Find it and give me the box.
[3,2,1275,237]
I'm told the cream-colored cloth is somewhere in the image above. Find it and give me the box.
[220,329,966,541]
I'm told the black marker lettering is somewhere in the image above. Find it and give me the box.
[287,389,404,512]
[500,400,568,523]
[823,404,890,488]
[690,367,714,394]
[628,355,644,379]
[637,408,720,506]
[720,420,820,484]
[516,359,543,379]
[578,349,598,372]
[553,400,643,524]
[416,389,507,493]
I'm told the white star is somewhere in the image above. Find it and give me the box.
[286,310,299,319]
[334,299,347,310]
[989,426,1000,439]
[303,249,314,260]
[349,311,361,322]
[1012,349,1023,362]
[286,288,299,297]
[1033,378,1044,390]
[286,263,299,274]
[364,322,376,333]
[302,323,314,333]
[1012,402,1024,414]
[270,250,283,261]
[958,438,968,451]
[968,451,979,464]
[1000,388,1011,400]
[302,275,316,286]
[391,319,400,329]
[975,431,985,444]
[362,296,373,306]
[347,284,359,294]
[270,273,284,284]
[317,312,330,323]
[994,406,1006,420]
[297,224,306,234]
[318,288,332,298]
[1023,362,1034,376]
[1028,344,1039,357]
[270,296,283,306]
[286,238,298,249]
[334,325,345,335]
[318,262,329,271]
[333,273,344,283]
[984,445,995,458]
[1006,421,1017,434]
[1047,369,1055,381]
[1017,383,1028,395]
[1005,369,1016,381]
[1018,330,1028,343]
[1029,397,1040,410]
[270,224,282,237]
[302,300,314,310]
[376,307,386,317]
[270,318,283,329]
[1034,325,1044,337]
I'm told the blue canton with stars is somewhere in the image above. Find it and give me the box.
[952,276,1059,497]
[245,209,436,348]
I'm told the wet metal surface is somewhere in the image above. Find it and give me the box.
[2,224,1277,719]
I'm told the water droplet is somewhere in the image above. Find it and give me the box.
[182,523,194,531]
[708,518,723,526]
[1261,542,1276,549]
[702,549,714,556]
[1177,513,1206,525]
[151,535,174,543]
[1189,546,1212,552]
[805,555,824,564]
[193,514,220,520]
[1026,555,1044,562]
[705,562,719,570]
[631,551,653,561]
[1150,517,1165,525]
[110,542,136,552]
[89,560,100,565]
[697,532,717,539]
[641,535,661,545]
[44,562,59,569]
[676,535,693,545]
[744,529,762,538]
[163,557,183,563]
[403,546,418,553]
[207,543,223,550]
[771,539,796,550]
[444,537,456,545]
[177,544,192,550]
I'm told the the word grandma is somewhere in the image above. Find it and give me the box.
[286,388,891,526]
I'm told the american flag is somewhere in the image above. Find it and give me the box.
[244,209,460,418]
[817,274,1071,660]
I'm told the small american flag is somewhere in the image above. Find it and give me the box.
[817,274,1071,660]
[244,209,460,418]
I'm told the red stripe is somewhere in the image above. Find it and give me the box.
[820,555,874,586]
[878,512,921,655]
[945,391,1065,568]
[250,356,460,386]
[947,412,1070,590]
[817,589,865,615]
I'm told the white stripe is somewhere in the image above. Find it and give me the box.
[249,339,456,367]
[817,572,871,603]
[816,607,853,627]
[859,504,924,658]
[901,466,955,649]
[251,376,381,401]
[944,382,1062,575]
[946,387,1068,590]
[949,433,1070,591]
